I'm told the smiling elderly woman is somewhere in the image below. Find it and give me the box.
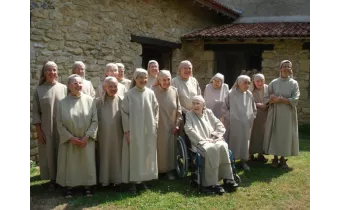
[222,75,257,171]
[146,60,159,88]
[96,63,127,99]
[56,74,98,198]
[72,61,96,98]
[32,61,67,191]
[151,70,182,180]
[171,60,201,114]
[96,76,124,188]
[263,60,300,169]
[249,74,269,163]
[116,63,131,90]
[121,68,159,193]
[184,95,239,194]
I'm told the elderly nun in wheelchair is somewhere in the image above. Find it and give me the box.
[184,95,239,194]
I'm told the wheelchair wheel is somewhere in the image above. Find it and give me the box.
[234,174,241,184]
[176,136,189,179]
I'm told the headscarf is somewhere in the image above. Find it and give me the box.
[130,68,148,89]
[249,73,265,91]
[67,74,83,94]
[153,70,172,87]
[38,61,58,85]
[279,60,293,78]
[72,61,86,79]
[209,73,226,101]
[232,75,251,90]
[100,76,118,105]
[147,60,159,73]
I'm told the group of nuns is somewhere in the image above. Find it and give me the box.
[33,59,299,197]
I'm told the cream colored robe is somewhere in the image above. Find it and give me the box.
[184,109,234,187]
[56,93,98,187]
[121,87,159,183]
[96,95,123,185]
[171,76,201,113]
[223,88,257,160]
[119,78,132,90]
[263,77,300,157]
[82,79,96,98]
[152,85,182,173]
[146,75,157,89]
[32,82,67,180]
[250,85,268,154]
[204,83,230,141]
[96,81,127,99]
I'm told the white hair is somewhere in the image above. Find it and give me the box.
[100,76,119,105]
[177,60,193,76]
[72,61,86,71]
[105,63,118,71]
[67,74,83,93]
[116,63,125,70]
[38,61,58,85]
[232,75,251,90]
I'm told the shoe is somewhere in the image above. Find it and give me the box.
[137,183,148,191]
[128,184,137,194]
[257,154,268,163]
[279,158,289,169]
[270,158,279,168]
[223,179,239,188]
[212,185,225,195]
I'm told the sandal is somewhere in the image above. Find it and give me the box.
[212,185,225,195]
[64,188,73,198]
[279,158,289,169]
[83,188,93,197]
[270,158,279,168]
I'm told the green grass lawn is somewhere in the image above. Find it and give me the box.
[30,135,310,210]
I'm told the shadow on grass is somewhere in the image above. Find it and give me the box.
[30,136,310,209]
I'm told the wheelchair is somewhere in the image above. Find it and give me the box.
[175,131,241,193]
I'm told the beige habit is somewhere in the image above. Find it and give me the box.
[82,79,96,98]
[184,108,234,187]
[250,84,269,154]
[152,85,182,173]
[96,95,124,186]
[121,86,159,183]
[56,93,98,187]
[263,77,300,156]
[32,82,67,180]
[171,76,201,113]
[119,78,132,90]
[223,88,257,160]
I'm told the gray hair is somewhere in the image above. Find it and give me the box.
[100,76,119,105]
[116,63,125,70]
[38,61,58,86]
[177,60,193,76]
[105,63,118,71]
[72,61,86,79]
[67,74,83,93]
[232,75,251,90]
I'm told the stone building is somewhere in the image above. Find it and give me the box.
[30,0,310,161]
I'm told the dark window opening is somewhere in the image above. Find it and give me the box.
[214,50,263,87]
[141,44,172,71]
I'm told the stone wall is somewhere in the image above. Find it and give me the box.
[218,0,310,17]
[181,39,310,124]
[30,0,224,161]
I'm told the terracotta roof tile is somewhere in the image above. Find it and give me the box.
[182,22,310,39]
